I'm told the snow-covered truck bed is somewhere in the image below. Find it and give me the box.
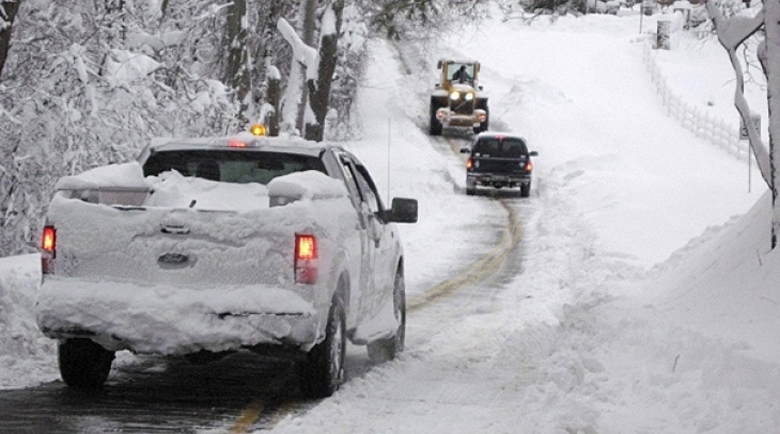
[36,132,418,398]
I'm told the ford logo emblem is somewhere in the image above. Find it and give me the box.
[158,253,192,268]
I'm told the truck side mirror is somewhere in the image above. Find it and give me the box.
[530,151,539,157]
[460,147,470,154]
[386,198,418,223]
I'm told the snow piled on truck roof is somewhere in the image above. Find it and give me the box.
[51,158,348,212]
[54,161,148,191]
[146,170,270,211]
[268,170,348,201]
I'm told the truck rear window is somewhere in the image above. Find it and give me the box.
[142,150,327,185]
[473,138,528,158]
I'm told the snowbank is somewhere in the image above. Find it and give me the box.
[0,255,58,388]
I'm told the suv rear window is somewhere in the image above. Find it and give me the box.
[472,138,528,158]
[143,150,327,185]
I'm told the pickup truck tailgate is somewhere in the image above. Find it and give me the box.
[471,156,530,174]
[46,196,300,287]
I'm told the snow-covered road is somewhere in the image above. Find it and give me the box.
[268,11,775,434]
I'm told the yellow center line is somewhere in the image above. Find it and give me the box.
[408,199,521,312]
[265,402,298,428]
[230,400,265,434]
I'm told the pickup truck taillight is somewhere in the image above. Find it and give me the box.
[295,234,318,284]
[41,225,56,274]
[466,158,473,170]
[524,159,533,172]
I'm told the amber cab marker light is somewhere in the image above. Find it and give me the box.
[249,124,267,137]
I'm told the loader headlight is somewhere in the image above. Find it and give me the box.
[450,91,460,101]
[465,92,474,101]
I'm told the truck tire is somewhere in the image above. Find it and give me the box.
[299,296,346,399]
[466,179,477,196]
[474,102,489,134]
[367,269,406,363]
[429,103,443,136]
[520,181,531,198]
[58,338,115,388]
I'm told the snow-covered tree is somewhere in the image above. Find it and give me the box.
[0,1,240,256]
[706,0,780,248]
[277,0,345,142]
[368,0,488,39]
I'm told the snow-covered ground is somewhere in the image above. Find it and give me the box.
[2,4,779,432]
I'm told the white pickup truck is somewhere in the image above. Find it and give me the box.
[36,131,418,398]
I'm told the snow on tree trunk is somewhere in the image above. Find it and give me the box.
[706,0,778,248]
[224,0,250,123]
[277,1,343,142]
[305,2,343,142]
[296,0,317,133]
[277,16,318,137]
[764,0,780,247]
[263,57,282,136]
[0,0,21,81]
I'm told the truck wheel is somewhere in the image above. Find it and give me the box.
[478,104,490,134]
[299,296,346,399]
[520,181,531,198]
[474,101,490,134]
[466,179,477,196]
[367,269,406,363]
[429,104,442,136]
[58,338,115,388]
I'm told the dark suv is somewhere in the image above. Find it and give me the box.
[460,133,538,197]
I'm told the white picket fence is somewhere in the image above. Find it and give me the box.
[642,42,749,161]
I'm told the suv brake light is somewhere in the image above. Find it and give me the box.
[295,234,318,284]
[524,159,533,172]
[466,157,473,170]
[41,225,56,274]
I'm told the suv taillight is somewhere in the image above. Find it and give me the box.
[295,234,318,284]
[466,157,473,170]
[41,225,56,274]
[524,159,533,172]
